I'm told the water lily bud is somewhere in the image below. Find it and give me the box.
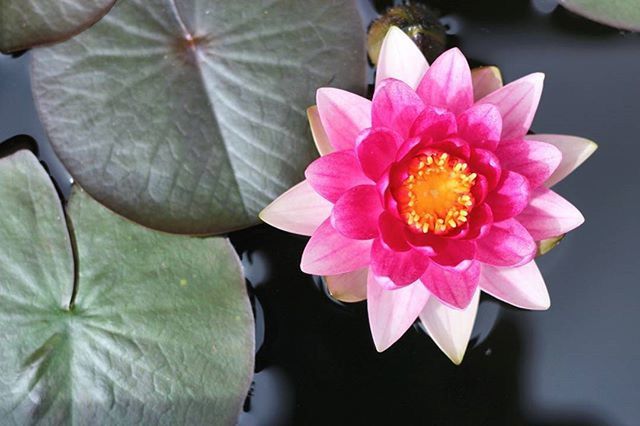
[367,3,447,65]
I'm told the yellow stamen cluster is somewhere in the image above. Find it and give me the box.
[398,152,477,234]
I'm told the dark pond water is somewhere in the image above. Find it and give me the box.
[1,0,640,425]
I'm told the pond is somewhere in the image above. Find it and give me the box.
[1,0,639,425]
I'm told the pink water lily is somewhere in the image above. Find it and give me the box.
[260,27,596,363]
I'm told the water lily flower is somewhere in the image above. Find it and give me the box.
[260,27,596,363]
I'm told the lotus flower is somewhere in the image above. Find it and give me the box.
[260,27,596,363]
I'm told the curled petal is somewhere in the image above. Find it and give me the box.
[480,261,550,310]
[471,66,503,101]
[457,103,502,151]
[417,48,474,114]
[517,187,584,240]
[371,238,430,287]
[356,128,402,181]
[476,73,544,140]
[421,261,481,309]
[325,268,368,303]
[476,218,536,267]
[496,139,562,189]
[316,88,372,151]
[372,79,426,138]
[470,148,502,190]
[301,219,372,275]
[375,26,429,90]
[332,185,383,240]
[486,170,531,221]
[525,134,598,187]
[367,273,430,352]
[419,287,480,364]
[260,180,332,236]
[307,106,333,156]
[305,151,369,203]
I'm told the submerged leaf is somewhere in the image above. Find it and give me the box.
[0,150,254,424]
[31,0,366,234]
[0,0,116,53]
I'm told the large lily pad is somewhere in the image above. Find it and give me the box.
[559,0,640,31]
[31,0,366,234]
[0,0,116,53]
[0,150,254,424]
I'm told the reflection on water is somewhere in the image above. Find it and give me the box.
[1,0,639,424]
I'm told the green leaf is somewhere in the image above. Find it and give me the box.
[31,0,366,234]
[559,0,640,31]
[0,0,116,53]
[0,150,254,424]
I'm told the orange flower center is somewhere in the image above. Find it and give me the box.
[398,152,477,234]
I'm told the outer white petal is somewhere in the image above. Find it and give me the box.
[375,26,429,90]
[307,106,333,156]
[367,272,430,352]
[259,180,331,236]
[324,268,368,303]
[419,288,480,365]
[525,134,598,187]
[471,66,503,101]
[479,261,550,310]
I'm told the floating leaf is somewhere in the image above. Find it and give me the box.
[559,0,640,31]
[0,150,254,424]
[0,0,116,53]
[31,0,366,234]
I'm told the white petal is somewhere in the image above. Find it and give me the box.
[375,26,429,90]
[471,66,503,101]
[307,106,333,156]
[259,180,331,236]
[420,288,480,365]
[367,272,430,352]
[525,134,598,187]
[324,268,368,302]
[479,261,550,310]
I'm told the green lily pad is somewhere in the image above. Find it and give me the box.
[559,0,640,31]
[0,0,116,53]
[31,0,366,235]
[0,150,254,424]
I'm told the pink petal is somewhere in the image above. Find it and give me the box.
[485,170,531,221]
[416,48,474,114]
[372,79,426,139]
[525,134,598,187]
[461,203,494,240]
[379,212,411,251]
[457,103,502,150]
[470,148,502,190]
[307,106,333,156]
[419,287,480,364]
[331,185,383,240]
[356,128,402,181]
[431,240,476,268]
[375,26,429,90]
[476,218,536,267]
[407,108,457,144]
[301,219,372,275]
[259,180,332,236]
[517,187,584,240]
[496,139,562,189]
[476,73,544,140]
[325,268,368,303]
[471,66,503,101]
[371,238,430,286]
[422,261,481,309]
[305,151,370,203]
[480,261,550,310]
[316,88,372,151]
[367,273,430,352]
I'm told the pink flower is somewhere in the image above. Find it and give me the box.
[260,27,596,363]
